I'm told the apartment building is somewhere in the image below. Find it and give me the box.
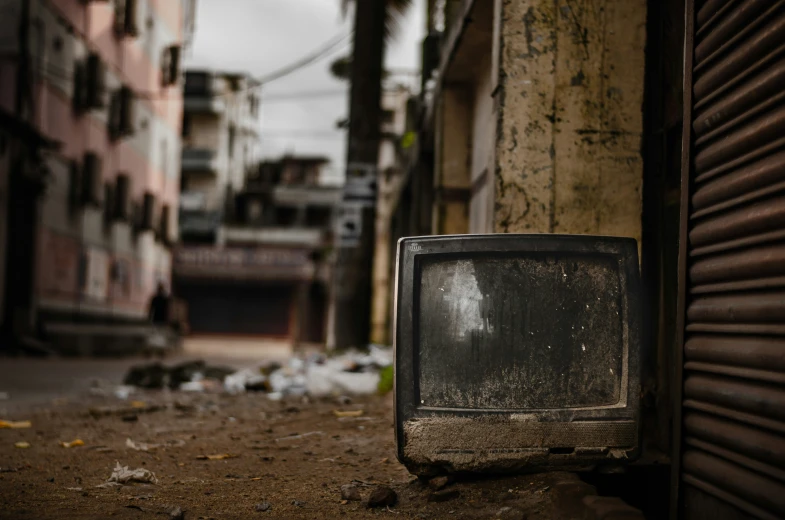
[179,69,260,241]
[174,154,341,345]
[0,0,195,353]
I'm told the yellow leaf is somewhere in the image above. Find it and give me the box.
[196,454,237,461]
[130,401,146,409]
[14,442,30,449]
[333,410,364,418]
[0,420,31,429]
[59,439,85,448]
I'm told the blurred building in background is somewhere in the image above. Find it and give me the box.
[0,0,196,354]
[174,153,341,346]
[179,69,260,243]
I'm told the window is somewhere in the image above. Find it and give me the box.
[114,0,138,37]
[228,124,236,159]
[108,86,135,140]
[161,45,181,86]
[181,113,191,138]
[382,109,395,125]
[114,174,131,221]
[85,53,106,109]
[81,152,103,207]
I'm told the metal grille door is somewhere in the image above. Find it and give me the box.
[679,0,785,518]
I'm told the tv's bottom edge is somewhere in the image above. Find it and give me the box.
[397,417,639,476]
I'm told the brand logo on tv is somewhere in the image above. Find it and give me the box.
[408,243,422,252]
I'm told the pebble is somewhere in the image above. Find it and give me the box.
[169,506,184,520]
[291,500,305,508]
[340,484,362,502]
[255,502,271,512]
[367,486,397,508]
[429,489,460,502]
[428,476,453,491]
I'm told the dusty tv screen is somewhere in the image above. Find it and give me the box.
[394,235,641,476]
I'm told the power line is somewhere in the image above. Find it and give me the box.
[262,89,348,102]
[212,31,353,98]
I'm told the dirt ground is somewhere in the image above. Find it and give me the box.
[0,389,622,520]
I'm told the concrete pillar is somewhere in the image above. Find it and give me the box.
[492,0,645,243]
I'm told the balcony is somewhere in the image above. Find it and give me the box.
[181,148,219,174]
[273,185,342,207]
[221,226,327,248]
[179,209,222,236]
[183,95,226,114]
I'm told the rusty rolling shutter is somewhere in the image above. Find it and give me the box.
[679,0,785,518]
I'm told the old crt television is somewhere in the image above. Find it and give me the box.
[393,234,642,476]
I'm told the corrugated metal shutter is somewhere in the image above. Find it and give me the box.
[177,283,294,338]
[679,0,785,518]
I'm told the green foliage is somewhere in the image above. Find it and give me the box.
[377,365,394,395]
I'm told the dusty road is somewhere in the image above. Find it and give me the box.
[0,347,654,519]
[0,389,617,520]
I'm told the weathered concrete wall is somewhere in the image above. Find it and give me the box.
[493,0,645,243]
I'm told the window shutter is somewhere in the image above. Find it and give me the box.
[141,192,156,230]
[68,159,82,212]
[103,182,115,226]
[124,0,138,36]
[159,204,171,244]
[108,90,121,140]
[114,174,131,221]
[86,53,105,109]
[119,86,135,135]
[113,0,126,35]
[81,152,102,206]
[168,46,181,86]
[72,62,87,113]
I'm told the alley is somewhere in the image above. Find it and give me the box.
[0,387,619,519]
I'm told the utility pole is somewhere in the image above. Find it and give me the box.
[329,0,387,350]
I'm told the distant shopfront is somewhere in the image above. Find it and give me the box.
[173,246,325,343]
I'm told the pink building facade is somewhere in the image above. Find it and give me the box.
[0,0,194,338]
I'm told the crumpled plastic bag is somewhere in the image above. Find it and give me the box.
[106,462,158,485]
[305,361,380,397]
[223,369,267,395]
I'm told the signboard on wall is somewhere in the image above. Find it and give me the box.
[174,246,314,281]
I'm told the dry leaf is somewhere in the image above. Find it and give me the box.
[333,410,364,418]
[0,420,31,429]
[379,458,389,464]
[14,442,30,449]
[196,454,237,461]
[130,401,146,409]
[60,439,85,448]
[340,500,348,505]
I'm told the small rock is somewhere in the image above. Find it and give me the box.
[428,476,453,491]
[429,489,460,502]
[169,506,184,519]
[255,502,271,512]
[367,486,397,508]
[341,484,362,501]
[291,500,305,507]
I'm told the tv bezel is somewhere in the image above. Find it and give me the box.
[393,234,643,465]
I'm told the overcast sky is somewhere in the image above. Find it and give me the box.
[185,0,425,184]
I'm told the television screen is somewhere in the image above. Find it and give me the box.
[394,235,642,476]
